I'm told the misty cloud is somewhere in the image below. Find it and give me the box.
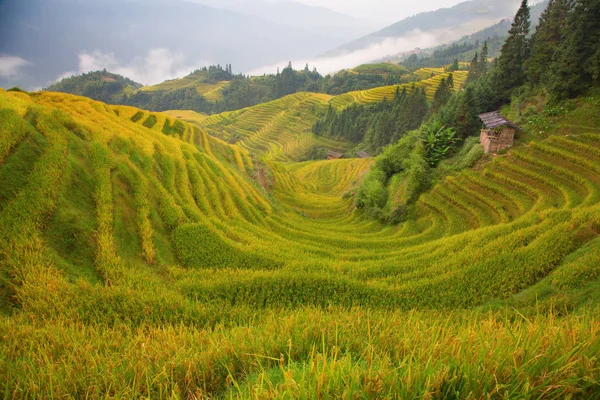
[248,29,441,76]
[58,49,212,85]
[0,56,32,79]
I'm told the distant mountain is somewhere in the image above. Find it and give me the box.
[0,0,348,90]
[397,1,548,69]
[190,0,375,41]
[325,0,522,56]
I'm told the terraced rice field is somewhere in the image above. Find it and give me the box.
[3,88,599,308]
[329,70,468,109]
[1,88,599,397]
[141,78,228,101]
[199,92,350,161]
[162,109,208,125]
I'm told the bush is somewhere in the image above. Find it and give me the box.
[354,169,387,210]
[142,114,157,129]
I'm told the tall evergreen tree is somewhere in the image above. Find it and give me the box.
[453,87,480,138]
[526,0,570,85]
[549,0,600,99]
[431,78,453,114]
[494,0,531,99]
[450,59,460,71]
[466,52,479,83]
[478,42,489,77]
[447,73,454,89]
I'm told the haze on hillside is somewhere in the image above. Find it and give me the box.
[2,0,524,89]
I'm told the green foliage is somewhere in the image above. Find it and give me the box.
[162,119,185,136]
[404,142,431,204]
[420,121,460,167]
[130,111,144,123]
[313,88,428,154]
[45,70,142,103]
[354,168,387,212]
[526,0,570,86]
[493,0,531,100]
[142,114,157,129]
[548,0,600,100]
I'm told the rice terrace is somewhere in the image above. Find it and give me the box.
[1,0,600,398]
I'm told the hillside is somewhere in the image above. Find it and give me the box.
[44,62,423,115]
[139,67,235,101]
[329,68,468,109]
[2,72,600,396]
[44,70,143,104]
[326,0,521,56]
[398,1,548,68]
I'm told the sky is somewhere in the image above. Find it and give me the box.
[286,0,469,25]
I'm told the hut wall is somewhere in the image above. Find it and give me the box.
[480,127,515,154]
[480,129,492,153]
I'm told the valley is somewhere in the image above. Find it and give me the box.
[1,0,600,397]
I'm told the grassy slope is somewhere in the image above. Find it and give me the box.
[330,68,468,109]
[140,69,229,101]
[1,87,600,397]
[162,109,208,126]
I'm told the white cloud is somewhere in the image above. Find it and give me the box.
[58,48,212,85]
[248,29,442,76]
[0,56,32,79]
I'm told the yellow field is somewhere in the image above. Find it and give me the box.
[141,78,228,101]
[1,87,599,397]
[329,70,468,109]
[162,109,208,125]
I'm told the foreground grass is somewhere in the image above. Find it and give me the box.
[1,307,599,399]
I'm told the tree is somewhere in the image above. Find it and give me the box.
[493,0,531,99]
[526,0,570,85]
[431,78,453,114]
[450,59,460,72]
[478,42,489,77]
[453,87,480,139]
[548,0,600,99]
[466,52,479,83]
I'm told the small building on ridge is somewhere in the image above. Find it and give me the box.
[356,151,371,158]
[479,111,518,154]
[327,151,343,160]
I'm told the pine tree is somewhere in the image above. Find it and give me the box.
[478,42,489,77]
[466,52,479,83]
[526,0,569,85]
[494,0,531,99]
[431,78,453,114]
[549,0,600,99]
[453,87,480,138]
[450,59,460,71]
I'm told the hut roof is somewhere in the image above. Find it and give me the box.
[327,151,343,159]
[356,151,371,158]
[479,111,518,130]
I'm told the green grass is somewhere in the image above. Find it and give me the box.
[0,89,599,398]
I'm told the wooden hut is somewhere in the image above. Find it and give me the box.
[356,151,371,158]
[479,111,518,154]
[327,151,343,160]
